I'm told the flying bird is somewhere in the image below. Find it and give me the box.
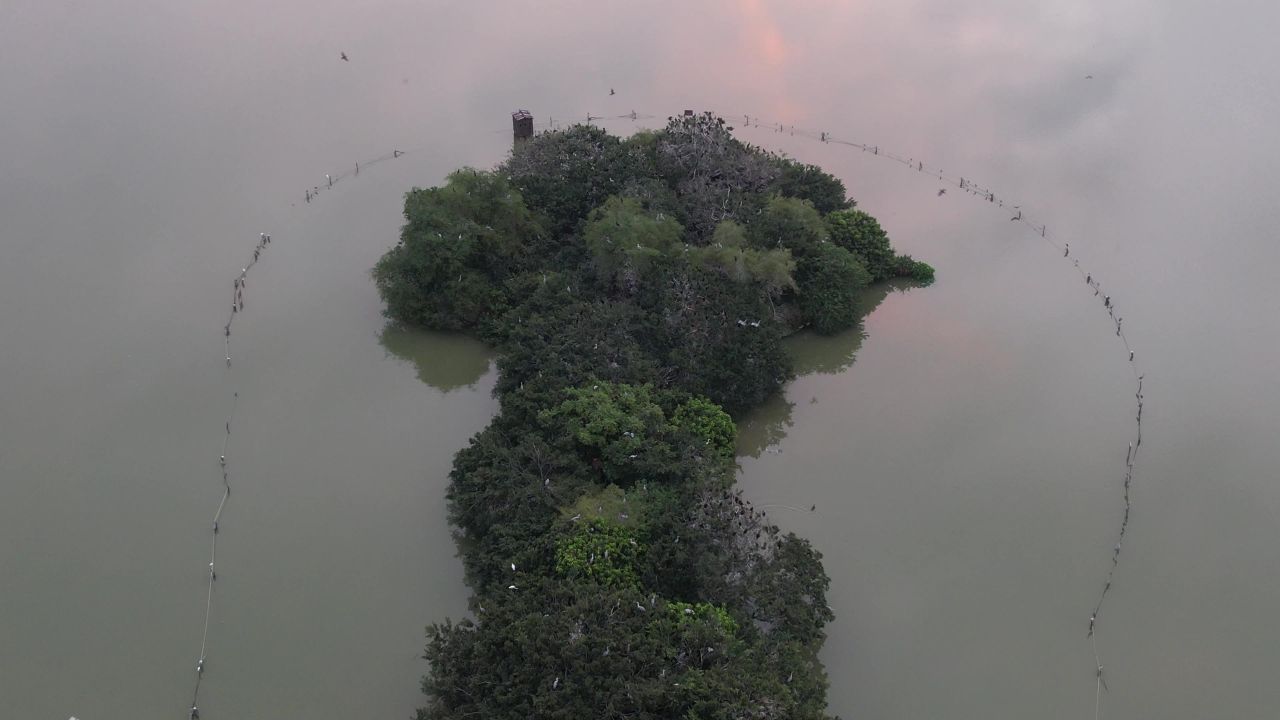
[340,52,349,61]
[1085,74,1093,79]
[937,188,946,196]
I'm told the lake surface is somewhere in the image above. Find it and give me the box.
[2,1,1278,718]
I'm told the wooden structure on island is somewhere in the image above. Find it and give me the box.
[512,109,533,144]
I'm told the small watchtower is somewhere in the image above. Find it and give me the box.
[512,110,534,144]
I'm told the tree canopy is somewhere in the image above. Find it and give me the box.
[374,113,934,720]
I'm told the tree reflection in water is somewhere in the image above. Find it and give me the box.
[379,323,494,393]
[735,280,923,458]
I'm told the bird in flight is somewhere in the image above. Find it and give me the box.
[340,52,349,61]
[1085,74,1093,79]
[937,188,947,196]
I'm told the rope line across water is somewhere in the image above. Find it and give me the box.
[709,109,1148,717]
[569,107,1146,716]
[187,148,411,719]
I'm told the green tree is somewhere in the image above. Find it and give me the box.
[554,519,641,587]
[670,396,737,461]
[501,124,646,236]
[420,578,830,720]
[826,208,895,280]
[582,196,684,291]
[650,113,780,239]
[796,244,872,334]
[690,220,797,296]
[770,157,853,214]
[539,381,679,485]
[828,209,937,284]
[490,283,662,425]
[373,170,537,329]
[893,254,937,283]
[741,534,835,646]
[642,261,792,414]
[447,424,592,591]
[748,195,829,259]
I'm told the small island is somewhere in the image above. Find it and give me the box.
[373,112,933,719]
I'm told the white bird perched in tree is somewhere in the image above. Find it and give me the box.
[511,562,516,572]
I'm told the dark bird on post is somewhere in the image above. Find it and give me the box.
[340,52,349,61]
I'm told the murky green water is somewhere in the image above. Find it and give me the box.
[3,1,1279,718]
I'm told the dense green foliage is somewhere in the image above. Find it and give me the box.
[555,518,641,587]
[372,170,541,330]
[796,244,873,335]
[827,208,936,284]
[670,396,737,462]
[376,114,932,719]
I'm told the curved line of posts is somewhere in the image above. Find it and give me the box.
[723,110,1145,719]
[186,108,1146,718]
[552,107,1144,719]
[186,147,412,719]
